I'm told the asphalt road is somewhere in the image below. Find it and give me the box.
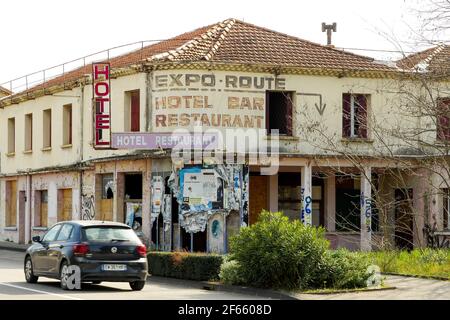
[0,249,270,300]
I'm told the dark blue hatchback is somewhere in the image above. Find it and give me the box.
[24,220,148,290]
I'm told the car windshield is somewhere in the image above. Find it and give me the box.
[82,226,140,242]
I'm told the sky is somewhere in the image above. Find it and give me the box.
[0,0,448,87]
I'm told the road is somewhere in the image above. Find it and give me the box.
[0,249,270,300]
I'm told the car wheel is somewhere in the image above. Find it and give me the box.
[129,280,145,291]
[24,256,38,283]
[59,261,70,290]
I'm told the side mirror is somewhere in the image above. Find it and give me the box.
[32,236,41,243]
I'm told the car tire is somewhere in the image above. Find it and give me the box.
[129,280,145,291]
[24,256,38,283]
[59,261,70,290]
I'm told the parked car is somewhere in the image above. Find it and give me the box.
[24,220,148,291]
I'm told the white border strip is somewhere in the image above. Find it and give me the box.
[0,282,83,300]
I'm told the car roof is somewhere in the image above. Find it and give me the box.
[57,220,131,228]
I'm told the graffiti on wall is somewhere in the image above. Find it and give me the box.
[81,194,95,220]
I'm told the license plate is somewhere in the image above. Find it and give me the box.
[102,264,127,271]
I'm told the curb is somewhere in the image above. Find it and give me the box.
[201,281,298,300]
[0,242,29,252]
[149,276,297,300]
[382,272,449,281]
[296,286,397,295]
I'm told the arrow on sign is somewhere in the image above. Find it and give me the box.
[315,102,327,116]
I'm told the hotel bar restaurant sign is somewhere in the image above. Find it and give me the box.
[92,62,111,149]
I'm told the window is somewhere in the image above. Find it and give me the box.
[102,174,114,199]
[343,93,369,139]
[35,190,48,227]
[266,91,293,135]
[5,180,17,227]
[57,189,72,221]
[42,224,62,242]
[442,189,449,230]
[7,117,15,154]
[25,113,33,151]
[62,104,72,145]
[437,98,450,141]
[43,109,52,148]
[125,90,140,132]
[56,224,74,241]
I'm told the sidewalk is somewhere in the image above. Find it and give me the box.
[0,241,29,252]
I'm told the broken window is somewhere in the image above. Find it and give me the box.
[437,98,450,141]
[266,91,293,135]
[342,94,369,139]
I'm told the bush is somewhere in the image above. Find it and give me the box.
[317,249,372,289]
[147,251,224,281]
[219,258,246,286]
[227,211,372,290]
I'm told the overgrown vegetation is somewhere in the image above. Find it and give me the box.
[362,249,450,279]
[147,251,223,281]
[221,211,373,290]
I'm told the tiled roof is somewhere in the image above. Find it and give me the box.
[149,19,395,72]
[3,18,400,101]
[396,44,450,74]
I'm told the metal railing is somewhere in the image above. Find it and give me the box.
[0,40,161,98]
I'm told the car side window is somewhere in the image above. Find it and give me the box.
[56,224,74,241]
[42,224,63,242]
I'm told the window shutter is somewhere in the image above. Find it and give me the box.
[342,94,351,137]
[285,93,293,136]
[131,91,140,132]
[357,95,368,139]
[437,98,450,141]
[265,91,270,134]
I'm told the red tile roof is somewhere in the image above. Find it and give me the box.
[2,18,402,101]
[396,44,450,74]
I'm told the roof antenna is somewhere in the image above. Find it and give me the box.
[322,22,337,46]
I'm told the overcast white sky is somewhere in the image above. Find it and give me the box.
[0,0,447,85]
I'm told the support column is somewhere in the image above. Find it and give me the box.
[269,174,278,213]
[360,166,372,251]
[325,173,336,232]
[301,163,312,225]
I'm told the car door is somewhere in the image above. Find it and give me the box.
[37,224,63,274]
[47,223,75,275]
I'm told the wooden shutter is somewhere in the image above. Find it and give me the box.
[342,94,351,137]
[356,95,368,139]
[437,98,450,141]
[131,91,140,132]
[285,92,293,136]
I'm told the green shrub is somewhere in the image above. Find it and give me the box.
[147,251,223,281]
[227,211,373,290]
[317,249,373,289]
[219,258,246,285]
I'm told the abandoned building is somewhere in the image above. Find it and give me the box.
[1,18,449,252]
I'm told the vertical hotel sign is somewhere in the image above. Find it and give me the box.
[92,62,111,148]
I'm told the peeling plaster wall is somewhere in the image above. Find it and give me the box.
[82,159,152,240]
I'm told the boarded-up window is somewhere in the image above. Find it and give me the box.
[125,90,140,132]
[437,98,450,141]
[5,181,17,226]
[34,190,48,227]
[63,104,72,145]
[43,109,52,148]
[8,118,15,154]
[342,94,369,139]
[266,91,293,136]
[58,189,72,221]
[25,114,33,151]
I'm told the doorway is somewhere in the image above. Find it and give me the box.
[18,191,26,244]
[249,174,269,224]
[394,189,414,250]
[124,173,143,228]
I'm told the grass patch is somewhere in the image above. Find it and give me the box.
[297,283,395,295]
[360,249,450,280]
